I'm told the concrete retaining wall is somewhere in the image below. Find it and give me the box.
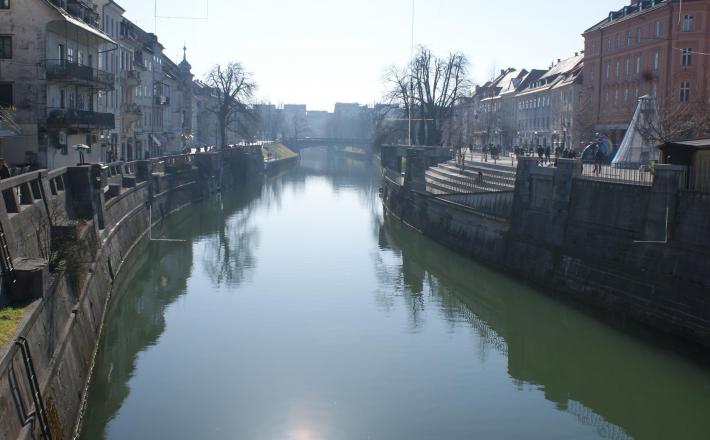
[381,147,710,348]
[0,148,263,440]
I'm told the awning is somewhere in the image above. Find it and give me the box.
[151,135,162,147]
[64,13,117,45]
[48,10,117,46]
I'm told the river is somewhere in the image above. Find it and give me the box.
[79,148,710,440]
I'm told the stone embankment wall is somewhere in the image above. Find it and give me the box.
[381,146,710,348]
[0,147,263,440]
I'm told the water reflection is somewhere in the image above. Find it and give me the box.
[80,149,710,440]
[80,183,263,439]
[377,214,710,440]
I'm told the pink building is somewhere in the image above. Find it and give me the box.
[582,0,710,145]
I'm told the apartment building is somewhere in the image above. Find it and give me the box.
[515,54,584,149]
[582,0,710,145]
[0,0,116,168]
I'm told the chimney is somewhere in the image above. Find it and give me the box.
[501,69,505,76]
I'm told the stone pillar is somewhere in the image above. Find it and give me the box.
[404,148,427,192]
[135,160,151,182]
[642,164,685,242]
[65,166,95,220]
[548,158,581,245]
[510,157,538,234]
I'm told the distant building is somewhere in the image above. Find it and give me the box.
[582,0,710,146]
[282,104,307,139]
[306,110,332,138]
[332,102,371,139]
[515,54,584,150]
[474,68,530,148]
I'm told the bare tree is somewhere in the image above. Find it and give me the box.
[205,62,256,147]
[637,99,710,145]
[384,46,470,146]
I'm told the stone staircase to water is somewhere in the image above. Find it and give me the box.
[426,159,517,194]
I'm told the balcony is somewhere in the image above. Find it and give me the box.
[121,70,141,88]
[47,108,115,130]
[45,59,115,90]
[155,95,171,106]
[66,0,100,28]
[123,104,143,123]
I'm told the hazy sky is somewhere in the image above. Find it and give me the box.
[118,0,623,111]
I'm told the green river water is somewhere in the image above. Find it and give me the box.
[79,149,710,440]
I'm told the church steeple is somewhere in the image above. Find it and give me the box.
[179,43,192,72]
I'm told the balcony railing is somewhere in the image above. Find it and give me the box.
[121,70,141,87]
[123,104,142,123]
[46,108,115,130]
[45,59,115,90]
[154,95,171,106]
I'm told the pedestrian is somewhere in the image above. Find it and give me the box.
[593,145,604,175]
[545,145,551,165]
[0,159,10,180]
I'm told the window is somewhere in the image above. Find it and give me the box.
[637,28,641,44]
[0,83,12,108]
[67,47,74,63]
[606,63,610,79]
[615,33,621,48]
[615,61,620,79]
[0,35,11,59]
[58,43,65,60]
[636,56,641,74]
[683,15,694,32]
[626,31,631,47]
[77,51,83,66]
[614,89,619,107]
[680,81,690,101]
[652,51,659,70]
[655,21,661,37]
[625,58,630,77]
[682,48,692,66]
[624,88,629,104]
[0,0,9,9]
[651,83,657,97]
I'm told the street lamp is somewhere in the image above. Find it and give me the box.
[73,144,91,165]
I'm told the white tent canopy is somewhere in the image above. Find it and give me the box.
[612,95,660,167]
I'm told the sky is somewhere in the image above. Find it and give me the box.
[117,0,624,111]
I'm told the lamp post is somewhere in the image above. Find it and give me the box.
[73,144,91,166]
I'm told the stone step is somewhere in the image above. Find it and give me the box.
[429,166,515,190]
[438,163,516,186]
[425,168,513,193]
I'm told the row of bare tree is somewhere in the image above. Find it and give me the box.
[383,46,470,147]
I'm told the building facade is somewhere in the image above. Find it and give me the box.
[0,0,117,168]
[515,54,584,150]
[582,0,710,146]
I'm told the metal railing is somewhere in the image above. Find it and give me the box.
[383,168,404,186]
[44,59,114,89]
[579,162,653,186]
[436,191,514,218]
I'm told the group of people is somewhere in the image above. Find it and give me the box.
[511,145,581,167]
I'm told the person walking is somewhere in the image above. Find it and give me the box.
[593,145,604,175]
[544,145,551,165]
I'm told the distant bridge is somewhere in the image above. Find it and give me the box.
[284,138,372,152]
